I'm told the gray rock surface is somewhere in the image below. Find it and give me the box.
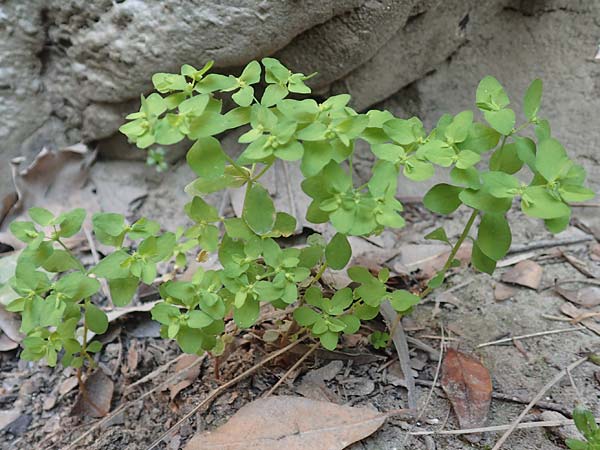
[0,0,598,200]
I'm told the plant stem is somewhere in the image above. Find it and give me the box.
[222,151,248,179]
[252,161,274,182]
[419,208,479,299]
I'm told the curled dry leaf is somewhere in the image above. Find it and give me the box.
[169,354,202,402]
[560,302,600,336]
[71,369,114,418]
[184,396,387,450]
[501,260,543,290]
[441,348,492,432]
[555,284,600,308]
[0,144,99,249]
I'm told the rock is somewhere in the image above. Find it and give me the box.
[0,409,20,432]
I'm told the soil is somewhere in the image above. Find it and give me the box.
[1,199,599,450]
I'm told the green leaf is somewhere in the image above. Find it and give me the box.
[489,143,523,174]
[108,277,138,307]
[55,209,86,238]
[459,188,512,214]
[233,297,260,328]
[535,138,570,182]
[29,207,54,226]
[318,331,339,351]
[523,79,543,121]
[484,109,515,135]
[41,250,80,272]
[476,76,510,111]
[459,124,500,154]
[560,185,595,203]
[294,306,320,326]
[477,213,511,261]
[545,215,570,233]
[92,250,130,279]
[187,112,227,138]
[243,183,276,235]
[325,233,352,270]
[176,327,203,354]
[445,110,473,144]
[450,167,481,189]
[239,60,261,84]
[55,272,100,301]
[423,184,463,214]
[10,221,40,244]
[185,196,220,223]
[419,140,454,167]
[481,171,520,198]
[383,119,416,145]
[425,227,450,244]
[521,186,571,219]
[188,310,213,329]
[339,314,360,334]
[151,302,180,324]
[261,84,288,107]
[187,137,227,179]
[455,150,481,169]
[232,85,254,107]
[85,303,109,334]
[389,290,420,312]
[471,242,496,274]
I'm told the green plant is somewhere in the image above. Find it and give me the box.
[567,406,600,449]
[6,58,593,375]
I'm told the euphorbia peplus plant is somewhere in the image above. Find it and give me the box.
[7,58,594,372]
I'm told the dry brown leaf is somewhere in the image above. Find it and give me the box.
[71,370,114,418]
[0,144,99,249]
[590,243,600,261]
[184,395,387,450]
[59,376,79,396]
[494,283,516,301]
[560,303,600,336]
[561,251,598,278]
[0,334,18,351]
[296,361,343,402]
[501,260,543,290]
[555,285,600,308]
[441,348,492,432]
[169,355,202,402]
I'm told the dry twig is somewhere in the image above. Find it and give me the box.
[263,341,319,397]
[491,356,588,450]
[476,326,586,348]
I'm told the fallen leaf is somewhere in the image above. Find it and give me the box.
[0,252,23,349]
[0,334,18,351]
[184,395,387,450]
[590,243,600,261]
[124,339,139,374]
[494,283,516,301]
[501,260,543,289]
[395,243,472,279]
[555,284,600,308]
[541,411,583,442]
[169,354,202,402]
[0,144,99,249]
[71,370,114,418]
[560,303,600,335]
[59,376,79,395]
[441,348,492,433]
[561,251,599,278]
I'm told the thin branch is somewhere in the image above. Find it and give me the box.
[476,326,586,348]
[410,418,598,436]
[491,356,588,450]
[263,341,319,397]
